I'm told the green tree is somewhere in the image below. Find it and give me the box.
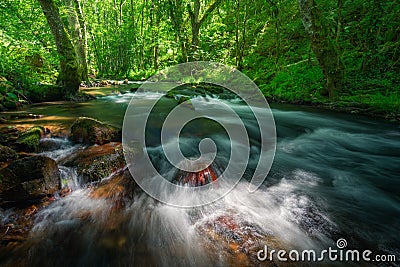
[37,0,80,94]
[64,0,89,82]
[187,0,223,60]
[298,0,344,99]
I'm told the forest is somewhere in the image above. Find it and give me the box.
[0,0,399,117]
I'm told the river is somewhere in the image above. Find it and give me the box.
[1,89,399,266]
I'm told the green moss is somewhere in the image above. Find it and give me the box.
[15,126,44,152]
[78,146,125,183]
[26,84,65,102]
[70,117,121,145]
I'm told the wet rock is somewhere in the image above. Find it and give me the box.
[164,83,233,100]
[175,165,218,186]
[0,206,36,247]
[199,214,285,266]
[14,126,45,152]
[0,145,18,163]
[0,198,57,259]
[90,168,138,209]
[70,117,121,145]
[61,142,126,184]
[0,155,61,202]
[39,138,70,152]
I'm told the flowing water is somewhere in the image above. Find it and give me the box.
[1,91,399,266]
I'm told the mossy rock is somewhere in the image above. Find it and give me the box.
[0,155,60,202]
[0,145,18,162]
[26,84,65,103]
[61,142,126,184]
[70,117,121,145]
[15,126,45,152]
[164,82,234,101]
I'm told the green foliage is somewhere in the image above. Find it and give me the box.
[258,63,325,102]
[127,69,157,81]
[0,0,398,114]
[0,0,59,107]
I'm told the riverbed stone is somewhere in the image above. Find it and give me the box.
[90,168,138,210]
[70,117,121,145]
[0,155,61,202]
[199,214,286,266]
[0,145,18,162]
[61,142,126,184]
[14,126,45,152]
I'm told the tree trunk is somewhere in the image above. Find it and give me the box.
[139,0,146,70]
[234,0,247,70]
[188,0,200,60]
[267,0,281,69]
[298,0,344,99]
[64,0,89,82]
[38,0,80,94]
[74,0,89,81]
[187,0,222,60]
[167,0,188,62]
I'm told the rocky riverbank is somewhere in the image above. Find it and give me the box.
[0,117,137,262]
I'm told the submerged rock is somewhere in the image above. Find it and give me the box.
[39,138,70,152]
[0,204,37,254]
[14,126,45,152]
[199,213,286,266]
[164,83,234,101]
[70,117,121,145]
[90,168,138,210]
[61,142,126,184]
[174,161,221,187]
[175,165,218,186]
[0,155,61,202]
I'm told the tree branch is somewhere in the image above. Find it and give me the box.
[199,0,222,26]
